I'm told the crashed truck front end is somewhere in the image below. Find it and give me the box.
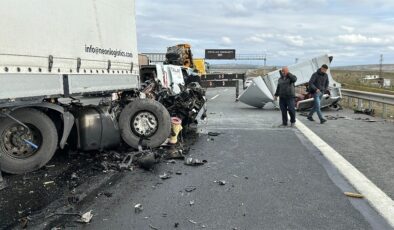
[140,64,207,127]
[238,54,342,110]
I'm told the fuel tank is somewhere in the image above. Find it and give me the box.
[75,106,121,151]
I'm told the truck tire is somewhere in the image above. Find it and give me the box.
[119,99,171,149]
[0,108,58,174]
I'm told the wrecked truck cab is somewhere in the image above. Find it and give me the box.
[238,54,342,110]
[139,64,207,127]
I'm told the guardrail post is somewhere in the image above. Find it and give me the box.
[383,104,387,119]
[235,80,239,101]
[357,98,362,109]
[347,96,351,108]
[368,101,372,110]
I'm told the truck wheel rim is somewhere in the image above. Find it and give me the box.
[131,111,158,137]
[1,124,42,159]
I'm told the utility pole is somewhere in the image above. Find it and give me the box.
[379,54,383,87]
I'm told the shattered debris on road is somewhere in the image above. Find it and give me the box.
[77,210,94,223]
[134,204,144,213]
[185,186,197,193]
[215,180,226,186]
[344,192,364,199]
[184,158,207,166]
[159,173,171,180]
[208,132,221,137]
[0,126,200,228]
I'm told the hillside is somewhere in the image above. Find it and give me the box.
[332,64,394,72]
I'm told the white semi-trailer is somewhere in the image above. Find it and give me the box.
[0,0,171,174]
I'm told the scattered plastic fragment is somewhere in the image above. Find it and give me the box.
[174,222,179,228]
[344,192,364,198]
[159,173,171,180]
[214,180,226,185]
[208,132,221,136]
[354,108,375,116]
[71,172,78,180]
[184,158,206,166]
[135,204,143,213]
[165,148,185,160]
[149,224,159,230]
[119,154,134,170]
[43,181,55,186]
[77,210,93,223]
[189,200,195,206]
[188,219,198,224]
[185,186,197,193]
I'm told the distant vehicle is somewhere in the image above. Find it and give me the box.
[164,44,194,69]
[193,58,207,75]
[0,0,172,174]
[238,54,342,110]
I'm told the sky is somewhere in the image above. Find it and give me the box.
[135,0,394,66]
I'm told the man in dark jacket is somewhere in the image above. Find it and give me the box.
[307,64,329,124]
[274,67,297,127]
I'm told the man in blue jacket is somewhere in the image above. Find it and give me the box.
[307,64,329,124]
[274,67,297,127]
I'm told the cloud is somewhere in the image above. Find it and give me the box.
[280,35,305,47]
[336,34,393,45]
[246,33,304,47]
[257,0,327,11]
[340,25,355,33]
[245,36,265,43]
[136,0,394,65]
[221,36,233,45]
[221,2,249,17]
[152,34,193,42]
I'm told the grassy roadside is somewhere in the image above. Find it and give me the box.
[331,70,394,95]
[331,70,394,119]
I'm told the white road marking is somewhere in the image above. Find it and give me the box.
[295,119,394,227]
[210,94,220,100]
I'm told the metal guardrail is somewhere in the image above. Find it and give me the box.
[341,89,394,105]
[341,89,394,118]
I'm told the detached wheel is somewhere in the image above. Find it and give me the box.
[0,109,58,174]
[119,99,171,149]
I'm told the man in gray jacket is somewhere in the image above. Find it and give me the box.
[274,67,297,127]
[307,64,329,124]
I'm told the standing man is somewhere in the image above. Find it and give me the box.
[307,64,329,124]
[274,67,297,127]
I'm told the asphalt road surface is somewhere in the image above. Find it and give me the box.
[31,87,392,230]
[298,107,394,200]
